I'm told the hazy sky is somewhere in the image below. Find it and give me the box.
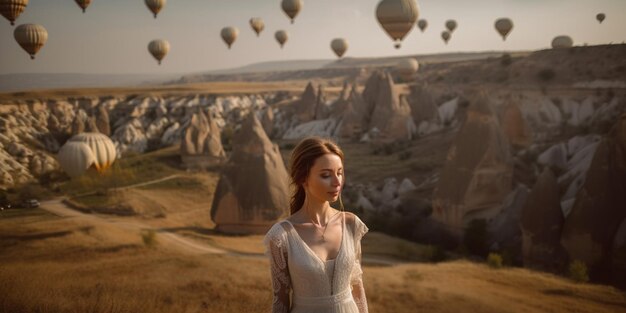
[0,0,624,75]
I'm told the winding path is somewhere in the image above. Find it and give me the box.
[40,198,227,255]
[39,198,398,265]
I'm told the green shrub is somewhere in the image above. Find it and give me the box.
[424,245,448,263]
[487,253,503,269]
[15,183,54,202]
[568,260,589,283]
[220,125,235,151]
[141,229,158,248]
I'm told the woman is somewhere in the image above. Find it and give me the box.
[263,137,369,313]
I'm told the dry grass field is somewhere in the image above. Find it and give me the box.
[1,206,625,313]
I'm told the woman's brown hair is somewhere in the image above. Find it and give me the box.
[289,137,345,215]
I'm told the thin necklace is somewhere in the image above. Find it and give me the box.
[305,195,341,242]
[313,210,341,241]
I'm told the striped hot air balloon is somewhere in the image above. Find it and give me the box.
[68,132,117,173]
[148,39,170,65]
[375,0,419,49]
[57,141,96,178]
[281,0,302,24]
[0,0,28,26]
[221,27,239,49]
[14,23,47,59]
[249,18,264,37]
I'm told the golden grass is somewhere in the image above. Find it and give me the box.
[1,210,624,313]
[362,232,435,262]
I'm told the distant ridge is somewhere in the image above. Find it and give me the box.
[0,50,532,92]
[323,51,532,68]
[175,50,532,84]
[201,59,333,75]
[0,73,180,93]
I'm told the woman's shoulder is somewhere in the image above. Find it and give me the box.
[342,211,365,224]
[265,219,290,238]
[342,211,368,239]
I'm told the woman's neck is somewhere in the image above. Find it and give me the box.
[302,197,335,226]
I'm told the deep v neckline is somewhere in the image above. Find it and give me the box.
[284,212,344,264]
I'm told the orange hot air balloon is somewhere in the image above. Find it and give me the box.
[74,0,91,13]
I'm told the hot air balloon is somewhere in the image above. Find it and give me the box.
[275,30,288,48]
[57,141,96,178]
[14,24,47,59]
[417,19,427,32]
[221,27,239,49]
[376,0,419,49]
[495,18,513,41]
[331,38,348,58]
[445,19,457,33]
[0,0,28,26]
[441,30,450,44]
[395,58,419,80]
[148,39,170,65]
[281,0,302,24]
[596,13,605,24]
[145,0,165,19]
[74,0,91,13]
[551,35,573,49]
[250,18,264,37]
[68,132,116,173]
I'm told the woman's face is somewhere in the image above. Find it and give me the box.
[304,153,343,204]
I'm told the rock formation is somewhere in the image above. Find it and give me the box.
[181,110,226,168]
[362,71,415,142]
[500,100,531,149]
[210,113,289,234]
[561,114,626,279]
[520,168,566,270]
[432,91,513,239]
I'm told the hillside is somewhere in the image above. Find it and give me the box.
[0,207,624,313]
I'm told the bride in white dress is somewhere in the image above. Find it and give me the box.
[264,137,369,313]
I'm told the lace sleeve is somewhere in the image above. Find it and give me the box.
[263,223,291,313]
[351,215,369,313]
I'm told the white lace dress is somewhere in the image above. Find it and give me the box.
[263,212,369,313]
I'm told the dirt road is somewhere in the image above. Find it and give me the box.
[39,198,398,265]
[40,198,227,255]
